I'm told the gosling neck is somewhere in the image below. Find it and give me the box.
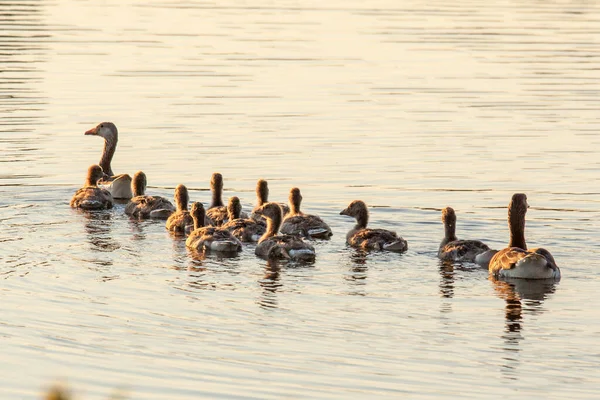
[262,211,282,241]
[175,191,189,212]
[290,197,301,215]
[227,204,241,220]
[211,187,223,208]
[193,211,205,230]
[85,176,98,187]
[99,136,116,177]
[354,208,369,230]
[257,182,268,206]
[132,179,145,197]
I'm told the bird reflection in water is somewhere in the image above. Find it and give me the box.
[257,259,283,309]
[183,248,241,292]
[438,260,458,315]
[80,210,119,253]
[342,249,369,296]
[127,218,147,242]
[438,260,456,300]
[491,277,558,380]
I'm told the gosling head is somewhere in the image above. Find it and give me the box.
[441,207,456,227]
[131,171,147,197]
[85,164,104,187]
[210,173,223,191]
[340,200,368,218]
[256,179,269,205]
[227,196,242,220]
[289,187,302,213]
[254,202,283,222]
[190,202,206,229]
[174,184,189,211]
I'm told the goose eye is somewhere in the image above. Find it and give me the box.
[100,124,104,128]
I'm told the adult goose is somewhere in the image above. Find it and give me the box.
[124,171,175,219]
[438,207,496,266]
[221,196,266,242]
[84,122,133,199]
[250,179,290,221]
[254,202,316,261]
[488,193,560,279]
[340,200,407,252]
[186,202,242,252]
[70,165,114,210]
[280,188,332,239]
[165,184,193,235]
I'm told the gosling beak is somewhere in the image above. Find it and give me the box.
[340,208,349,216]
[85,126,98,135]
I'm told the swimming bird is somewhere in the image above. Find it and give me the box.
[124,171,175,219]
[186,202,243,252]
[221,196,266,242]
[254,202,316,261]
[84,122,132,199]
[438,207,496,266]
[70,165,114,210]
[488,193,560,279]
[250,179,290,221]
[203,173,248,226]
[165,184,193,235]
[280,187,332,239]
[340,200,407,252]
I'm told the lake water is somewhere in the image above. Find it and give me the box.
[1,0,600,398]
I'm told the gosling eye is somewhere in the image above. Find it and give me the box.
[100,124,104,128]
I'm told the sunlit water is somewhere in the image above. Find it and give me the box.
[1,0,600,398]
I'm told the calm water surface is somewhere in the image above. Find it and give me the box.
[1,0,600,398]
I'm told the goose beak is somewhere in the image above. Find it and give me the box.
[85,126,98,135]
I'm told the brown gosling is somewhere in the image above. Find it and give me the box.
[438,206,496,266]
[165,184,193,235]
[253,202,316,261]
[125,171,175,219]
[222,196,266,242]
[280,187,332,239]
[70,164,114,210]
[186,202,242,252]
[250,179,290,222]
[340,200,407,252]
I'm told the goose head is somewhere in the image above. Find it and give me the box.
[85,165,104,187]
[289,187,302,214]
[174,184,189,212]
[227,196,242,220]
[256,179,269,205]
[132,171,147,197]
[190,202,206,230]
[85,122,118,141]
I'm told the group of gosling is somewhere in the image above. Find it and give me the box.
[70,122,561,280]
